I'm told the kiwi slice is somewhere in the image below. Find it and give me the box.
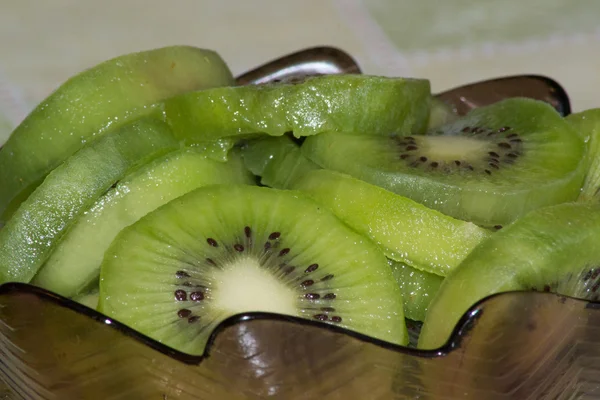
[418,202,600,350]
[98,184,407,355]
[32,148,254,298]
[566,109,600,201]
[292,169,490,275]
[241,135,320,189]
[0,46,233,222]
[73,286,100,310]
[164,74,432,143]
[426,97,458,129]
[302,98,585,227]
[262,143,320,189]
[0,118,178,284]
[241,135,299,177]
[388,259,443,322]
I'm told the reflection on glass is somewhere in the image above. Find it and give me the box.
[1,284,600,399]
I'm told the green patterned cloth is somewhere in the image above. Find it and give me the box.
[1,0,599,141]
[365,0,599,51]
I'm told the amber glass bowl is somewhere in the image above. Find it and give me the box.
[1,48,592,400]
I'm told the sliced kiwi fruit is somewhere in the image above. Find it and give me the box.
[73,286,100,310]
[426,97,458,130]
[262,143,320,189]
[566,109,600,201]
[242,137,488,274]
[418,202,600,350]
[0,118,178,284]
[292,169,490,275]
[98,184,407,355]
[241,135,320,189]
[388,259,443,322]
[164,74,432,143]
[0,46,234,222]
[302,98,585,227]
[32,148,254,298]
[241,135,299,177]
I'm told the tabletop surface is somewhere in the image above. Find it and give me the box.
[1,0,599,140]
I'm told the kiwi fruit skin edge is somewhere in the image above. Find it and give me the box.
[418,202,600,350]
[0,45,234,223]
[32,148,254,298]
[0,118,178,285]
[98,184,408,355]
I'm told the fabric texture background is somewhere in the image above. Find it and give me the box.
[1,0,599,143]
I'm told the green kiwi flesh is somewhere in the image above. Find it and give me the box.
[427,97,458,130]
[262,143,320,189]
[292,169,491,276]
[0,118,178,284]
[566,109,600,201]
[302,98,585,227]
[0,46,234,222]
[241,135,320,189]
[418,202,600,350]
[32,148,254,298]
[164,75,432,143]
[241,135,299,177]
[388,259,443,322]
[98,184,407,355]
[73,287,100,310]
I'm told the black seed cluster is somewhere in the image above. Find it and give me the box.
[260,229,343,324]
[173,268,207,324]
[169,225,344,325]
[528,267,600,302]
[529,283,554,292]
[313,307,342,323]
[584,269,600,282]
[583,268,600,300]
[395,125,524,175]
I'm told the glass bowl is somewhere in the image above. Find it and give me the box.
[0,47,592,400]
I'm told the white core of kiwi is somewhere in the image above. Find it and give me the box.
[419,136,492,162]
[211,256,298,316]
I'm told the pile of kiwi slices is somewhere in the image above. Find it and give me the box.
[2,45,600,357]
